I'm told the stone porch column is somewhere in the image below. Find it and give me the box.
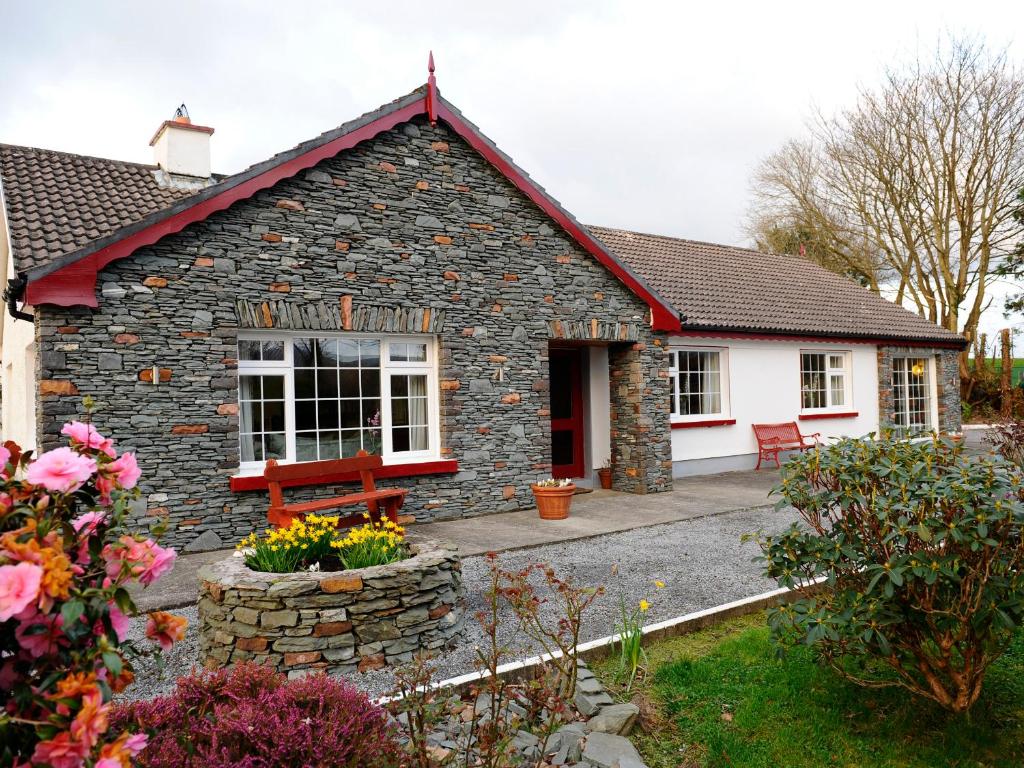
[608,340,673,493]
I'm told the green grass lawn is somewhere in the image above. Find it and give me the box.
[593,613,1024,768]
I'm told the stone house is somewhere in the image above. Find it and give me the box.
[0,73,964,549]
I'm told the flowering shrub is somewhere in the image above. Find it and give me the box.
[110,662,402,768]
[757,434,1024,713]
[237,513,406,573]
[0,414,184,767]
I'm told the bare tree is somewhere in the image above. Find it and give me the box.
[748,38,1024,376]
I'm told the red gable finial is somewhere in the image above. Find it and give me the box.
[426,51,438,125]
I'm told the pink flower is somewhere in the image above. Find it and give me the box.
[61,421,116,458]
[31,731,88,768]
[124,733,148,755]
[0,445,11,470]
[72,510,107,534]
[0,561,43,621]
[139,544,176,586]
[15,613,64,658]
[107,452,141,490]
[107,603,130,642]
[26,447,97,494]
[145,611,187,651]
[94,759,119,768]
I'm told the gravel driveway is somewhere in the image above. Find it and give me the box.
[119,503,798,703]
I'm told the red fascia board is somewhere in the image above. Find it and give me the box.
[672,328,964,349]
[671,418,737,429]
[26,92,683,333]
[798,411,859,421]
[434,101,681,332]
[26,100,427,307]
[229,459,459,493]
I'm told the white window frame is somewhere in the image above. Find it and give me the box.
[891,355,936,434]
[668,346,730,423]
[799,350,852,413]
[236,331,440,474]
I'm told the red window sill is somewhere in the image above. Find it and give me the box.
[229,460,459,492]
[671,418,737,429]
[798,411,859,421]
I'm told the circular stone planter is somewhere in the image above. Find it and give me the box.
[197,540,464,678]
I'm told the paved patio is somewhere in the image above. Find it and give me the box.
[131,468,781,611]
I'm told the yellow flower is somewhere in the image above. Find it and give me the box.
[639,599,650,612]
[654,580,665,589]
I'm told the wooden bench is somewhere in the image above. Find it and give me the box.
[752,422,820,470]
[264,450,408,529]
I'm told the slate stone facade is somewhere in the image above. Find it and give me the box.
[34,115,672,548]
[876,345,961,434]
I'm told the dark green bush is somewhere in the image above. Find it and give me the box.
[757,435,1024,713]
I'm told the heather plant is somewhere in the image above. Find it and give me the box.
[111,662,402,768]
[0,409,185,767]
[756,434,1024,713]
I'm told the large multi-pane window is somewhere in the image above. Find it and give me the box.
[892,357,932,433]
[669,348,728,419]
[237,334,437,471]
[800,351,850,411]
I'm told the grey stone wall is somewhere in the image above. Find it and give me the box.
[197,540,464,676]
[877,346,962,434]
[35,115,672,548]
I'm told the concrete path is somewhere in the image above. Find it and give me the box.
[130,468,780,611]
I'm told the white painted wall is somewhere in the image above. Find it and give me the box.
[669,337,880,467]
[0,185,37,449]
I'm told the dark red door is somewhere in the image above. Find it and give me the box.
[549,347,585,479]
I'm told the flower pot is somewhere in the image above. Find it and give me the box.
[531,483,575,520]
[597,467,612,490]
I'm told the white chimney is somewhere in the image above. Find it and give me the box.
[149,104,213,178]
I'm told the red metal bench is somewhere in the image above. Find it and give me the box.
[752,422,820,470]
[264,450,407,529]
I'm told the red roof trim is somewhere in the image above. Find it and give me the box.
[26,100,425,307]
[24,89,681,331]
[229,458,459,493]
[434,102,680,331]
[672,328,964,349]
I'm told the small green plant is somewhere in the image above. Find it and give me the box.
[616,580,663,690]
[756,434,1024,713]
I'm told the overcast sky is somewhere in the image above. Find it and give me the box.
[1,0,1021,339]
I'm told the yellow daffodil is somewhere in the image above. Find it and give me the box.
[655,580,665,589]
[639,599,651,612]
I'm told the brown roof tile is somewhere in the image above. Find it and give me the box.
[0,144,198,272]
[589,226,963,345]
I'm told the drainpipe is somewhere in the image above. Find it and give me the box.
[4,276,33,322]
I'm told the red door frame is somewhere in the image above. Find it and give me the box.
[550,347,585,479]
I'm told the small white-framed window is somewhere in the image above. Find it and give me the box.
[892,356,932,434]
[669,347,729,421]
[236,332,439,473]
[800,351,851,412]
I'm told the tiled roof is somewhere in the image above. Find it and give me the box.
[0,144,199,272]
[589,226,963,345]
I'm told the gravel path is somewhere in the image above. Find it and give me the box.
[119,503,798,703]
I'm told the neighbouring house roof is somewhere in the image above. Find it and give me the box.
[589,226,965,346]
[0,144,201,272]
[0,84,680,330]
